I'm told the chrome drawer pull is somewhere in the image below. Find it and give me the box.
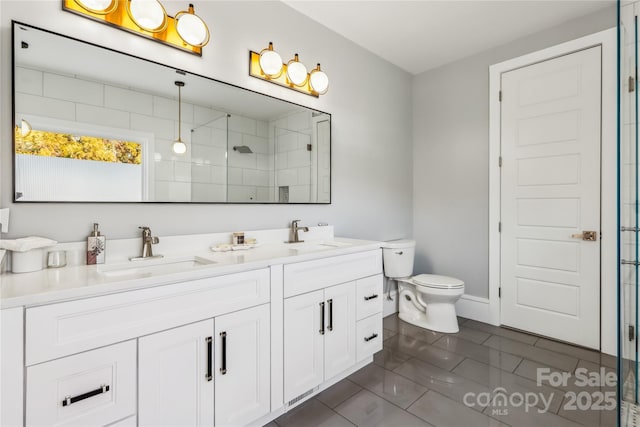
[364,294,379,301]
[364,333,378,342]
[61,384,110,407]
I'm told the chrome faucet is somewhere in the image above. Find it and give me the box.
[289,220,309,243]
[131,226,163,261]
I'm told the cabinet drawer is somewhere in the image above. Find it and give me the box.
[356,275,383,320]
[356,313,383,362]
[26,340,136,427]
[26,268,270,365]
[284,250,382,298]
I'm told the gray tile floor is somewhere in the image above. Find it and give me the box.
[271,314,618,427]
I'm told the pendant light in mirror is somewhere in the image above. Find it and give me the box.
[172,81,187,155]
[259,42,283,78]
[20,119,32,137]
[286,54,308,87]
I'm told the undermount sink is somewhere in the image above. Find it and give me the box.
[98,256,216,278]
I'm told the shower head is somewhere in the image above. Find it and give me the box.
[233,146,253,154]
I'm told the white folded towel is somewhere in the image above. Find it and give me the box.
[0,236,57,252]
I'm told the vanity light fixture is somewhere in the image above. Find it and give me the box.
[250,45,329,97]
[172,81,187,155]
[286,54,308,87]
[63,0,210,55]
[259,42,283,78]
[309,64,329,95]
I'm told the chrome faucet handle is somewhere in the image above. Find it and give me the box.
[151,236,159,244]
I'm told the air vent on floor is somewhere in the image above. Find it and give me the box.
[287,387,318,408]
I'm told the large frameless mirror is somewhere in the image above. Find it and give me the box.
[12,21,331,204]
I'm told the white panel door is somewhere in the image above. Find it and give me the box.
[214,304,270,427]
[283,289,325,402]
[500,46,601,348]
[138,320,214,426]
[324,281,356,380]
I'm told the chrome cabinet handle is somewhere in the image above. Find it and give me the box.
[364,294,379,301]
[62,384,109,407]
[364,333,378,342]
[219,331,227,375]
[206,336,212,381]
[319,302,325,335]
[327,299,333,331]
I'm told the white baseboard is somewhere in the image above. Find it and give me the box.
[455,294,491,324]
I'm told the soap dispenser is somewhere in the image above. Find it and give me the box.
[87,223,106,265]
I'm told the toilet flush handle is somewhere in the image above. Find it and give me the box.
[395,251,403,255]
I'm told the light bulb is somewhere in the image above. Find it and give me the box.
[259,42,283,78]
[172,140,187,154]
[286,54,308,87]
[309,64,329,95]
[74,0,116,13]
[176,4,210,47]
[127,0,167,32]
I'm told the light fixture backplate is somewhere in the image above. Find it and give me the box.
[249,51,319,98]
[63,0,203,56]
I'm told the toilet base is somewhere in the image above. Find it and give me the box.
[399,302,460,334]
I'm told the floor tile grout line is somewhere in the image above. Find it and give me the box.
[449,355,467,372]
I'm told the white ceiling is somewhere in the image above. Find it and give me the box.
[284,0,615,75]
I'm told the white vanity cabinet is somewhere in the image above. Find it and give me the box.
[138,320,215,426]
[282,250,382,404]
[283,282,356,402]
[137,303,271,427]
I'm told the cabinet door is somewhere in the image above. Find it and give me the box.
[138,320,214,426]
[324,281,356,379]
[283,289,325,402]
[214,304,270,427]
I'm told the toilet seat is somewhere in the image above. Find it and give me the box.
[412,274,464,290]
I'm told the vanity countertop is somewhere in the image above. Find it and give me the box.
[0,236,382,309]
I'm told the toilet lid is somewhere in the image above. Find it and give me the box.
[413,274,464,289]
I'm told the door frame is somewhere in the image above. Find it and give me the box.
[488,28,617,355]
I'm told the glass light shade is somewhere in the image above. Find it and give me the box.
[309,64,329,94]
[259,43,283,78]
[172,140,187,154]
[128,0,167,32]
[74,0,116,13]
[175,5,210,47]
[20,119,32,137]
[286,54,308,87]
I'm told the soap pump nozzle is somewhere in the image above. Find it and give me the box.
[91,223,101,237]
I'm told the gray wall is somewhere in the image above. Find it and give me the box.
[412,6,616,298]
[0,1,413,243]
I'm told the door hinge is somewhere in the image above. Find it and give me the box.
[498,287,501,298]
[630,76,636,93]
[498,222,501,233]
[307,144,312,152]
[499,91,502,102]
[630,325,636,341]
[499,156,502,167]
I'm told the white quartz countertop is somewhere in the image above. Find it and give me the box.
[0,234,382,309]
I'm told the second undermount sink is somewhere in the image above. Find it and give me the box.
[98,256,216,278]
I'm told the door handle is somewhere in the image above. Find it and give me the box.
[62,384,109,407]
[206,336,212,381]
[319,302,325,335]
[570,231,597,241]
[327,299,333,331]
[219,331,227,375]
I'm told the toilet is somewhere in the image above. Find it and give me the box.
[381,240,464,333]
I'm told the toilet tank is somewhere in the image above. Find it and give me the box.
[381,239,416,279]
